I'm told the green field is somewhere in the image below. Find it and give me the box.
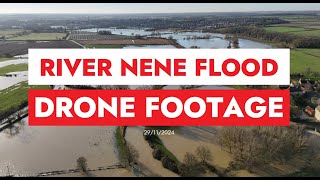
[0,81,49,113]
[304,26,320,30]
[0,57,15,62]
[85,44,128,49]
[290,29,320,37]
[277,15,320,22]
[290,48,320,73]
[9,33,66,40]
[263,26,307,33]
[0,64,28,75]
[0,29,27,36]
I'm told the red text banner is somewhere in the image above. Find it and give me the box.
[28,90,290,126]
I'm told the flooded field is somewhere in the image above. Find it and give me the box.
[0,59,27,69]
[0,76,28,90]
[81,28,272,49]
[0,118,133,177]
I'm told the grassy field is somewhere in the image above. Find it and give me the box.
[0,64,28,75]
[277,15,320,22]
[0,29,27,36]
[290,48,320,73]
[9,33,66,40]
[263,26,307,33]
[0,81,49,113]
[85,44,128,49]
[0,57,14,62]
[290,29,320,37]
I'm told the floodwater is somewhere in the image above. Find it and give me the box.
[0,59,27,68]
[0,117,133,177]
[81,28,272,49]
[0,71,28,90]
[0,28,270,177]
[0,56,28,90]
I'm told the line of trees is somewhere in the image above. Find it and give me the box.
[207,26,320,48]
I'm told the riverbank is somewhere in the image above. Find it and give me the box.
[0,81,49,121]
[125,126,179,177]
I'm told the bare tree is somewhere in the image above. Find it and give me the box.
[195,145,213,165]
[184,152,198,166]
[178,152,203,177]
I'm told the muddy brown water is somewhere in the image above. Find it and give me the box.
[0,117,133,177]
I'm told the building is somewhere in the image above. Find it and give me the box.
[315,106,320,121]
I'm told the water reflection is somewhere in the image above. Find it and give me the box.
[2,120,26,138]
[0,71,28,90]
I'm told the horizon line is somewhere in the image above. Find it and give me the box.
[0,10,319,15]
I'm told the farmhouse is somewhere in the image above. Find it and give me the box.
[315,106,320,121]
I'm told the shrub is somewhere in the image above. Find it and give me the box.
[152,148,163,160]
[161,157,179,173]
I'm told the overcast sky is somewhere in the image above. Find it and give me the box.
[0,3,319,14]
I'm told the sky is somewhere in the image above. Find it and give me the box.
[0,3,319,14]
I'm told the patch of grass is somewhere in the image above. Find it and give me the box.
[115,127,129,162]
[0,81,50,114]
[0,64,28,75]
[290,29,320,37]
[0,29,27,36]
[0,57,14,62]
[263,26,307,33]
[85,44,127,49]
[290,49,320,74]
[9,33,66,40]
